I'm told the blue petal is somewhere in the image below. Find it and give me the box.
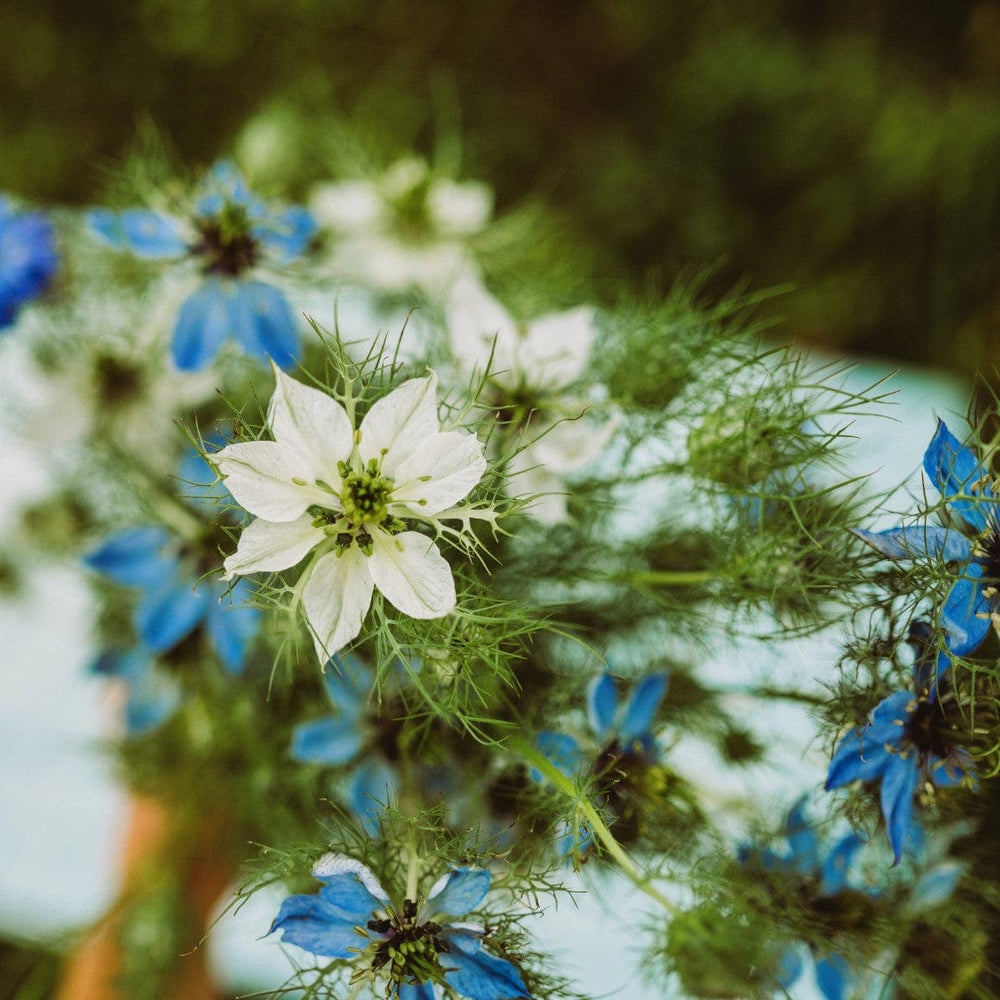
[172,279,236,370]
[88,209,187,259]
[84,527,175,587]
[923,419,993,533]
[124,664,182,735]
[0,208,58,326]
[205,583,261,674]
[257,206,316,260]
[533,732,583,780]
[399,983,436,1000]
[783,799,819,874]
[819,831,865,895]
[135,577,212,651]
[620,673,669,743]
[270,892,364,958]
[814,953,851,1000]
[941,566,992,657]
[776,946,804,988]
[880,756,921,864]
[311,865,389,917]
[911,861,964,908]
[322,655,372,714]
[929,751,973,788]
[290,716,364,766]
[867,689,915,739]
[347,757,397,835]
[587,674,618,741]
[231,279,299,368]
[176,440,231,506]
[90,647,149,680]
[198,161,263,215]
[427,869,491,918]
[441,943,531,1000]
[852,526,973,563]
[825,726,892,790]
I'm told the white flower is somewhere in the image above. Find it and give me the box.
[446,273,617,524]
[215,366,486,661]
[310,158,493,297]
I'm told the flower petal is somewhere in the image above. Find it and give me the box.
[923,419,994,533]
[269,892,363,958]
[268,366,353,484]
[880,755,921,864]
[135,577,212,651]
[392,431,486,516]
[291,716,364,766]
[83,527,174,587]
[819,831,865,895]
[814,954,851,1000]
[520,307,596,389]
[311,853,390,906]
[445,273,520,382]
[214,442,326,522]
[620,674,669,744]
[783,798,819,874]
[346,757,398,835]
[441,943,532,1000]
[223,514,324,578]
[534,732,583,780]
[911,861,965,908]
[941,566,992,657]
[368,531,456,619]
[205,579,261,673]
[824,726,892,790]
[257,206,317,260]
[302,548,374,660]
[587,674,618,740]
[359,374,441,471]
[89,209,187,259]
[231,280,299,369]
[172,279,236,371]
[426,868,491,918]
[852,526,973,563]
[399,982,436,1000]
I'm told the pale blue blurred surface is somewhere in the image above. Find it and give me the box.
[0,347,969,998]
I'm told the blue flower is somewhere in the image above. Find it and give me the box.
[89,162,315,371]
[855,419,1000,656]
[290,655,398,834]
[739,799,866,1000]
[0,196,58,329]
[271,854,532,999]
[90,647,181,734]
[825,622,972,863]
[84,524,259,673]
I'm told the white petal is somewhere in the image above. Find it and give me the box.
[302,548,374,661]
[214,440,327,522]
[369,531,456,619]
[427,179,493,236]
[310,180,385,232]
[311,853,389,902]
[445,272,519,382]
[392,431,486,516]
[222,515,323,579]
[358,373,440,472]
[267,364,352,484]
[506,454,568,524]
[520,307,596,389]
[526,412,617,473]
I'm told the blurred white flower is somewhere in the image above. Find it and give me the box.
[215,366,486,661]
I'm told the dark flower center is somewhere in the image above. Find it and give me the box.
[977,520,1000,592]
[905,698,952,759]
[191,202,259,277]
[365,898,449,988]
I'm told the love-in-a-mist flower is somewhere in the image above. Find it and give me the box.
[825,622,973,863]
[271,854,532,1000]
[0,196,57,329]
[291,654,400,834]
[215,367,486,662]
[739,798,867,1000]
[855,419,1000,656]
[446,273,616,524]
[89,162,315,371]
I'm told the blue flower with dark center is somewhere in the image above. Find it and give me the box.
[84,525,259,673]
[0,196,58,329]
[271,854,532,999]
[825,622,972,863]
[290,654,400,834]
[739,799,866,1000]
[90,647,181,735]
[89,162,315,371]
[855,419,1000,657]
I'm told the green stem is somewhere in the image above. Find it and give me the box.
[627,569,715,587]
[513,740,679,915]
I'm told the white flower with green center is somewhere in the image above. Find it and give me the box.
[215,366,486,661]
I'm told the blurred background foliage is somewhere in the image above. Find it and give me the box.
[2,0,1000,373]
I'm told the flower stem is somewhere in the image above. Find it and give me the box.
[626,569,715,587]
[512,740,680,915]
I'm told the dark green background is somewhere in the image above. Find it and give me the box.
[4,0,1000,374]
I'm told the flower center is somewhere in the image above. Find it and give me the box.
[362,899,449,989]
[192,201,259,277]
[977,521,1000,592]
[905,698,952,759]
[340,465,395,526]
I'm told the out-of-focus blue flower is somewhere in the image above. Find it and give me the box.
[290,654,398,835]
[825,622,972,863]
[90,647,181,734]
[89,162,315,371]
[855,419,1000,656]
[0,197,58,329]
[84,525,259,674]
[271,854,532,1000]
[740,799,866,1000]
